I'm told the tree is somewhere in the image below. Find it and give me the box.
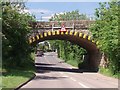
[90,1,119,74]
[49,10,89,21]
[2,2,35,68]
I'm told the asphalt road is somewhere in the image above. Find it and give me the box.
[20,52,118,89]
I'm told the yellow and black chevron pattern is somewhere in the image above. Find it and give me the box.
[28,30,99,46]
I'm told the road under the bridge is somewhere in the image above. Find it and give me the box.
[20,52,118,89]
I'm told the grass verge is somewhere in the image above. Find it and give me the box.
[66,60,78,67]
[99,67,120,79]
[2,53,36,90]
[2,68,35,90]
[60,57,119,79]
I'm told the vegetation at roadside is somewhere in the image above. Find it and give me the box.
[2,1,36,89]
[2,2,35,69]
[90,1,119,76]
[49,40,86,68]
[2,68,35,89]
[99,67,120,78]
[2,53,36,89]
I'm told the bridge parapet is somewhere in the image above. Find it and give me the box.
[28,20,94,38]
[29,20,95,30]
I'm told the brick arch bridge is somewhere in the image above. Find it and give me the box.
[28,20,101,72]
[28,30,101,72]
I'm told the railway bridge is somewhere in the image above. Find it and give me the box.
[28,20,101,72]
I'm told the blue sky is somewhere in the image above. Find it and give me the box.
[25,2,100,21]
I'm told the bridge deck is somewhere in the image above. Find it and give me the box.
[29,20,95,29]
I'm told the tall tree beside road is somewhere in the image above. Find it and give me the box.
[2,2,35,68]
[90,1,119,74]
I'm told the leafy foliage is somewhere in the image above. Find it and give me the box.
[90,1,119,74]
[49,40,86,66]
[49,10,89,21]
[2,2,35,68]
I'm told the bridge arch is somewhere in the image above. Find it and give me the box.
[28,30,101,72]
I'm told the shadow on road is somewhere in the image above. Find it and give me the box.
[35,63,56,66]
[43,54,54,56]
[34,75,67,80]
[36,65,83,73]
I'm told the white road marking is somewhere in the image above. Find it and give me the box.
[62,75,69,78]
[59,72,63,74]
[70,77,77,82]
[78,82,89,88]
[68,73,75,75]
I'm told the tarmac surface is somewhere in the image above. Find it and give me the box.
[20,52,118,89]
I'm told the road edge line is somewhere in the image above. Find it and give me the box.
[14,73,36,90]
[78,82,90,88]
[70,77,77,82]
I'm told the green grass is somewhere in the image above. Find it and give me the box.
[66,60,78,67]
[59,57,79,67]
[2,53,36,90]
[99,67,120,79]
[60,57,120,79]
[2,69,35,90]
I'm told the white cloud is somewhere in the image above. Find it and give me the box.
[28,9,53,14]
[51,14,55,17]
[42,16,52,19]
[55,12,65,15]
[36,16,52,21]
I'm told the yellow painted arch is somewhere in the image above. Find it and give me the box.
[28,30,97,46]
